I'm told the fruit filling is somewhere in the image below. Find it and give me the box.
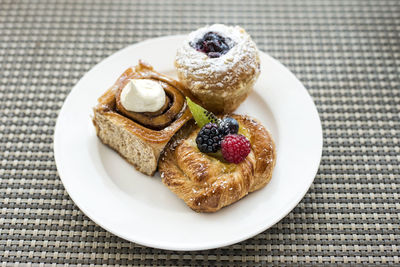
[187,97,251,163]
[190,32,235,58]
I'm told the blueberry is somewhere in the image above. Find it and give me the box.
[208,52,221,58]
[220,117,239,136]
[203,32,220,41]
[189,31,235,58]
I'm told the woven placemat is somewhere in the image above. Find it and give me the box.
[1,0,399,265]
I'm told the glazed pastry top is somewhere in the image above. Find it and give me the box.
[159,115,276,212]
[94,61,192,142]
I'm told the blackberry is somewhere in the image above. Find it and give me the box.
[220,117,239,136]
[196,123,224,153]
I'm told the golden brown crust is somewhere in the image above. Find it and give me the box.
[92,61,192,176]
[94,61,192,143]
[175,66,259,114]
[159,115,276,212]
[175,24,261,114]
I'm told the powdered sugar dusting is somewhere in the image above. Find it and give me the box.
[175,24,260,97]
[188,24,238,51]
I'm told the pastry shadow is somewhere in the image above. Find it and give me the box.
[90,134,275,217]
[94,137,189,213]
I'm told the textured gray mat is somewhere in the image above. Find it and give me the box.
[1,0,399,265]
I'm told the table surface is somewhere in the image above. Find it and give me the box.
[1,0,399,265]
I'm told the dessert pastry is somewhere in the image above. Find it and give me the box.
[175,24,260,114]
[159,101,276,212]
[92,61,192,176]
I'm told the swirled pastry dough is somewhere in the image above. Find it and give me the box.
[159,115,276,212]
[92,61,192,176]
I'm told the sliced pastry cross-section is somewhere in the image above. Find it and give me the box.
[92,61,192,176]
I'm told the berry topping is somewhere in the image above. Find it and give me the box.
[187,99,250,162]
[221,134,251,164]
[220,117,239,136]
[190,31,234,58]
[196,123,224,153]
[186,97,220,128]
[207,52,222,58]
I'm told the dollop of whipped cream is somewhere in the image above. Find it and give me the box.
[120,79,166,112]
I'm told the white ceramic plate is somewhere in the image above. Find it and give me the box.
[54,35,322,251]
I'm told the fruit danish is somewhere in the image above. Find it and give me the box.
[175,24,261,114]
[159,101,276,212]
[92,61,192,176]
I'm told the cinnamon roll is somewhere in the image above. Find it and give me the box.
[175,24,260,114]
[92,61,192,176]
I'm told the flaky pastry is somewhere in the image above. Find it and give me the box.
[159,115,276,212]
[175,24,260,114]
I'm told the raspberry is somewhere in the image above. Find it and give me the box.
[219,117,239,136]
[221,134,251,164]
[196,123,224,153]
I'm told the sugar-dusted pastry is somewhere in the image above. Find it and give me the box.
[92,61,191,176]
[175,24,260,114]
[159,100,276,212]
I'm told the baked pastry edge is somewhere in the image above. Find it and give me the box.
[93,108,163,176]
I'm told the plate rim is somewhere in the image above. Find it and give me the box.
[54,35,323,251]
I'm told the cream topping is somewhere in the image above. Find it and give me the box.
[120,79,166,112]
